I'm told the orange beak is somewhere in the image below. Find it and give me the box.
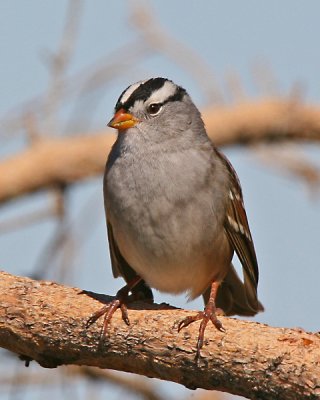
[107,108,139,131]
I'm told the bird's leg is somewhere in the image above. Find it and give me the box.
[86,276,142,336]
[178,281,225,358]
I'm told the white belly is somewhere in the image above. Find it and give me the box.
[108,202,232,299]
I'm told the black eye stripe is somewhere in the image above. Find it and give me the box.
[115,78,186,112]
[162,90,186,105]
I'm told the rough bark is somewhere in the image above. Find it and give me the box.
[1,99,320,204]
[0,270,319,399]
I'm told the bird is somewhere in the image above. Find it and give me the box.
[87,77,264,357]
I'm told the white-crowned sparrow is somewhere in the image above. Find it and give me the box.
[88,77,264,356]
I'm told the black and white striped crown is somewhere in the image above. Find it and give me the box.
[115,78,187,111]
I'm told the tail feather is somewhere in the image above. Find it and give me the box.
[203,264,264,316]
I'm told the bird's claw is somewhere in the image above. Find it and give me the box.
[86,297,130,336]
[178,305,225,358]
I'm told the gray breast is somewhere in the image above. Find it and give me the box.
[104,137,231,296]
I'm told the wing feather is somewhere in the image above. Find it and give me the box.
[216,149,261,312]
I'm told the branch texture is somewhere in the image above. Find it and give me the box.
[0,271,319,399]
[1,99,320,204]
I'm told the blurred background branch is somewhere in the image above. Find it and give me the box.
[1,100,320,207]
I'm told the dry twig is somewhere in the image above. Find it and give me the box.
[130,2,223,104]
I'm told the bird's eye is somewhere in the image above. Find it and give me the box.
[147,103,162,115]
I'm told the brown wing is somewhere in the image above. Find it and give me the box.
[107,219,138,281]
[106,218,154,301]
[217,149,261,312]
[107,220,124,278]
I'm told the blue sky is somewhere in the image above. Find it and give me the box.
[1,1,320,399]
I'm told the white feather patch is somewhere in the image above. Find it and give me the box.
[147,80,177,104]
[119,80,147,104]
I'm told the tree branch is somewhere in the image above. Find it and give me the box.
[0,270,319,399]
[1,99,320,205]
[203,98,320,145]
